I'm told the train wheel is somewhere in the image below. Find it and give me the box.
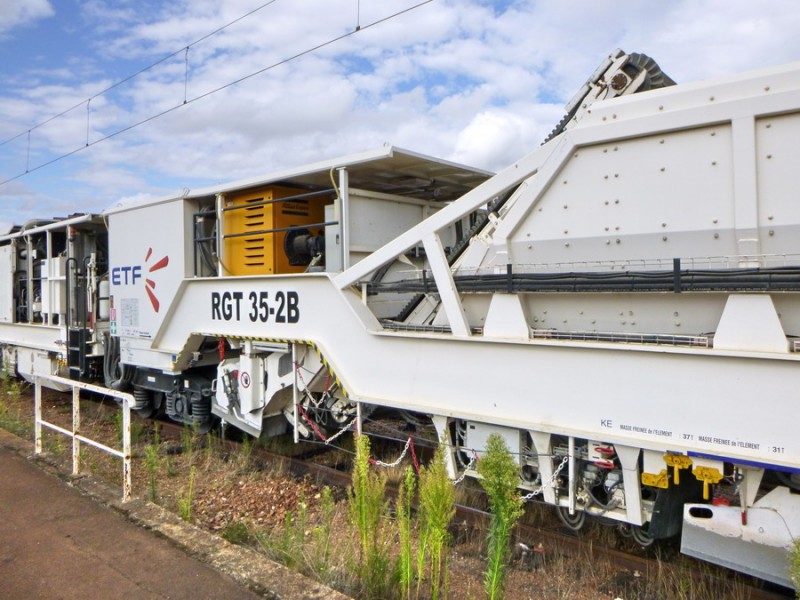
[556,506,586,531]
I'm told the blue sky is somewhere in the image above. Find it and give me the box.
[2,0,800,231]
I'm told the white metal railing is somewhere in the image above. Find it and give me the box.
[34,375,133,502]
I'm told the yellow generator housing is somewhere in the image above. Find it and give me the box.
[222,186,326,275]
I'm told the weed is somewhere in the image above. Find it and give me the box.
[237,434,253,472]
[180,424,195,455]
[791,538,800,597]
[222,520,252,545]
[178,465,197,521]
[477,433,525,600]
[144,443,160,501]
[417,442,455,600]
[396,466,415,600]
[348,433,391,599]
[311,486,337,578]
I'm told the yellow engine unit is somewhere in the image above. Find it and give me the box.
[222,186,325,276]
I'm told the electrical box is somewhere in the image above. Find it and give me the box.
[222,186,325,276]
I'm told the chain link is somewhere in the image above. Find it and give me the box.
[371,436,412,468]
[453,451,477,485]
[324,421,353,445]
[520,453,570,501]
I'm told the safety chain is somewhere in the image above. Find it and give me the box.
[520,453,570,501]
[370,436,413,468]
[324,421,353,445]
[453,451,478,485]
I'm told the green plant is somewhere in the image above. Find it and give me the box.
[348,433,391,599]
[311,486,337,578]
[396,466,416,600]
[237,434,253,472]
[417,442,455,600]
[273,503,307,569]
[178,465,197,521]
[222,520,251,545]
[476,433,524,600]
[790,538,800,597]
[180,424,195,455]
[144,443,160,501]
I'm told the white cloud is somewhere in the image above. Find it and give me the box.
[0,0,54,35]
[3,0,800,226]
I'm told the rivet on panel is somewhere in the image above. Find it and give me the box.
[768,215,774,220]
[767,154,773,159]
[713,219,718,224]
[766,123,772,128]
[603,116,607,121]
[661,222,667,227]
[769,230,775,236]
[563,230,569,235]
[765,86,770,92]
[615,239,621,244]
[604,175,609,179]
[711,131,716,136]
[714,233,719,239]
[662,236,668,241]
[614,173,619,178]
[659,139,665,144]
[565,243,570,247]
[613,147,618,151]
[614,199,620,204]
[711,161,717,166]
[563,204,568,209]
[659,105,664,111]
[563,179,568,184]
[674,312,679,317]
[612,114,617,119]
[709,96,715,101]
[604,200,609,205]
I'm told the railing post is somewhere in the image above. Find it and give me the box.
[122,395,131,502]
[34,377,42,455]
[72,386,80,475]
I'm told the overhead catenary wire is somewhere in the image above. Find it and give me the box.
[0,0,282,149]
[0,0,434,188]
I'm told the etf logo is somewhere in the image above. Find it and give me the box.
[111,247,170,312]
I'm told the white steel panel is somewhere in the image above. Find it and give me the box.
[153,275,800,472]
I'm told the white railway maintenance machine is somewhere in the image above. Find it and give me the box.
[2,50,800,587]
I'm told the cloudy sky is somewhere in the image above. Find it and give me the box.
[1,0,800,231]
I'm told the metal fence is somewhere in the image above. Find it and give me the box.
[34,374,133,501]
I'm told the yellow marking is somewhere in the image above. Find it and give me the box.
[664,453,693,485]
[693,466,724,500]
[641,470,669,489]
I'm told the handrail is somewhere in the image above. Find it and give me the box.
[34,375,133,501]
